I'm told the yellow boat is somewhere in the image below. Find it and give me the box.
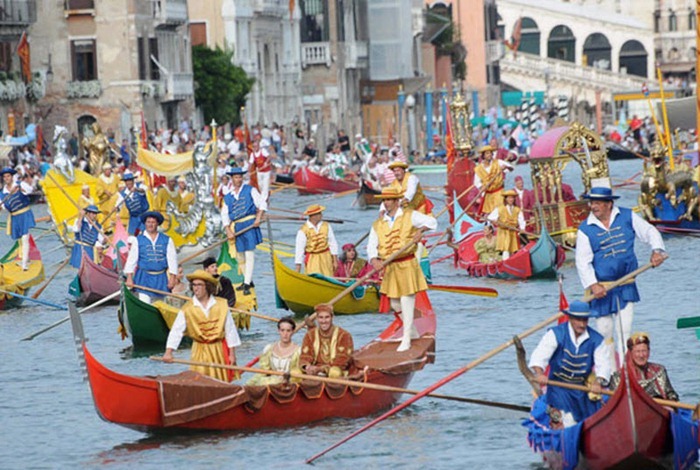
[273,254,379,316]
[0,238,45,309]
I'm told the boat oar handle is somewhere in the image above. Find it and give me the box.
[582,263,655,302]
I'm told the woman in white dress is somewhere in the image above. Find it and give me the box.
[247,317,301,386]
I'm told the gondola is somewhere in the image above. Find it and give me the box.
[356,179,381,209]
[75,252,121,305]
[523,372,699,469]
[292,167,358,195]
[273,254,379,315]
[69,291,436,433]
[454,224,564,280]
[0,236,45,310]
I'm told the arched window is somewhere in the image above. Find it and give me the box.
[620,40,647,77]
[668,47,679,60]
[583,33,611,70]
[518,17,540,55]
[548,25,575,63]
[669,11,677,31]
[654,10,661,32]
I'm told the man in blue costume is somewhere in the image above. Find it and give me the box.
[0,167,36,270]
[69,205,105,268]
[115,170,149,235]
[528,301,612,426]
[124,211,178,303]
[220,167,265,295]
[575,186,667,359]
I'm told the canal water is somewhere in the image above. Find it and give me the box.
[1,158,698,469]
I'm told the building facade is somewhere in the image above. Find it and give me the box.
[31,0,194,142]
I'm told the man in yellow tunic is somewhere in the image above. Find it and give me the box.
[487,189,525,259]
[299,304,354,378]
[474,144,513,215]
[386,160,433,215]
[96,163,119,228]
[163,269,241,382]
[78,184,96,209]
[294,204,338,276]
[153,179,180,230]
[368,187,437,351]
[177,176,195,213]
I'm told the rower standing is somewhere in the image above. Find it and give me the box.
[487,189,525,259]
[368,187,437,352]
[69,205,105,268]
[220,167,265,296]
[115,170,149,235]
[124,211,178,303]
[387,160,433,215]
[474,144,513,215]
[294,204,338,277]
[249,139,272,202]
[0,167,36,270]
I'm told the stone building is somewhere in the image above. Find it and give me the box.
[30,0,194,142]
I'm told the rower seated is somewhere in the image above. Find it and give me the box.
[299,304,354,378]
[473,223,501,264]
[247,316,302,386]
[609,332,679,401]
[528,301,612,427]
[202,256,236,308]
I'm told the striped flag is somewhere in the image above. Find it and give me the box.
[519,99,529,130]
[556,96,569,121]
[528,97,538,135]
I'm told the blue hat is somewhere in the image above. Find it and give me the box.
[84,205,100,213]
[0,167,17,177]
[564,300,593,318]
[121,171,136,181]
[582,187,619,201]
[140,211,164,225]
[227,167,246,176]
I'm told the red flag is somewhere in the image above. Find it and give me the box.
[16,31,31,84]
[140,111,148,149]
[445,102,456,223]
[558,274,569,324]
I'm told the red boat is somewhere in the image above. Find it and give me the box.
[580,374,672,469]
[77,252,120,305]
[69,293,436,433]
[293,167,358,195]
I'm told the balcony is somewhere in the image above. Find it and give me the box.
[152,0,187,27]
[485,40,505,64]
[162,72,193,101]
[254,0,286,16]
[0,0,36,25]
[301,42,331,69]
[343,41,368,69]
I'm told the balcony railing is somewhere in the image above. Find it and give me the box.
[301,42,331,68]
[162,72,193,101]
[343,41,368,69]
[485,40,505,64]
[254,0,286,16]
[152,0,187,26]
[64,0,93,10]
[0,0,37,25]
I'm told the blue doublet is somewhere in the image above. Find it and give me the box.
[224,184,262,252]
[578,207,640,316]
[546,323,604,423]
[70,218,101,268]
[120,189,149,235]
[2,188,36,239]
[133,233,170,298]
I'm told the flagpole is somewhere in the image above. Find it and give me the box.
[656,64,674,170]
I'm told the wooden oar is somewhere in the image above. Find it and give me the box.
[305,310,565,463]
[179,223,259,265]
[332,276,498,298]
[130,284,287,325]
[540,377,698,411]
[31,256,71,299]
[270,182,305,195]
[34,215,51,223]
[484,218,575,252]
[268,206,356,224]
[266,214,351,224]
[150,356,530,412]
[582,263,655,303]
[21,289,122,340]
[0,288,66,310]
[291,188,358,209]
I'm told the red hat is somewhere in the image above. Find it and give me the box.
[342,243,355,251]
[514,175,523,182]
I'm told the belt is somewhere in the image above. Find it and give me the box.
[391,254,415,264]
[233,214,256,224]
[485,186,504,194]
[146,269,166,275]
[307,247,330,255]
[75,241,95,247]
[6,206,30,235]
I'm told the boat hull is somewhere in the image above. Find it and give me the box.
[274,254,380,315]
[77,252,120,305]
[122,284,172,349]
[356,180,381,209]
[0,238,45,310]
[293,167,358,195]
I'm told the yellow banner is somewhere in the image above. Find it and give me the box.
[137,148,194,177]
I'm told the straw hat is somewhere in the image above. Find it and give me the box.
[186,269,218,286]
[376,187,404,199]
[479,144,495,153]
[388,160,409,170]
[502,189,517,198]
[303,204,325,216]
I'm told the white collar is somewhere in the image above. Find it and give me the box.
[586,205,620,230]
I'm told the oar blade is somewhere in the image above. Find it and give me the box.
[677,316,700,329]
[428,284,498,298]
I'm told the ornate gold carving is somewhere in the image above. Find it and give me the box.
[449,93,474,152]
